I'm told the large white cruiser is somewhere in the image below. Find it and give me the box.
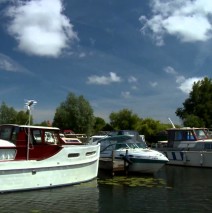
[156,127,212,167]
[0,124,100,192]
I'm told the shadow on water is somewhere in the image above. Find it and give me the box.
[98,166,212,213]
[1,166,212,213]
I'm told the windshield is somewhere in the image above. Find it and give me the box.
[194,129,208,140]
[115,142,147,149]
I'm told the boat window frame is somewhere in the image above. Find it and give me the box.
[44,130,59,145]
[0,125,19,145]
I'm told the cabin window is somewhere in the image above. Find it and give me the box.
[99,139,116,151]
[174,131,183,141]
[115,143,128,149]
[185,131,195,141]
[194,129,207,140]
[32,129,42,144]
[68,153,80,158]
[86,151,96,156]
[45,131,59,144]
[174,131,195,141]
[0,126,12,141]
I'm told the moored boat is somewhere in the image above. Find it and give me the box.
[155,127,212,167]
[0,124,100,192]
[97,135,168,174]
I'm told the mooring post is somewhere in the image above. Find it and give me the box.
[112,150,115,176]
[124,149,129,175]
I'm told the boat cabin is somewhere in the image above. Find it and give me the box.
[0,124,70,161]
[167,127,211,149]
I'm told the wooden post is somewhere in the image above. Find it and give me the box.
[124,149,129,175]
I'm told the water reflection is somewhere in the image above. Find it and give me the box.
[0,180,99,213]
[1,167,212,213]
[98,167,212,213]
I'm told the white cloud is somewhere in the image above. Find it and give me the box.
[87,72,122,85]
[121,91,131,98]
[79,52,86,58]
[164,66,204,94]
[178,77,204,93]
[0,53,29,73]
[176,75,186,84]
[150,81,158,87]
[128,76,137,83]
[131,85,138,90]
[140,0,212,45]
[164,66,178,75]
[5,0,78,57]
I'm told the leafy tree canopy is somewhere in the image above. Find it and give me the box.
[0,102,30,124]
[0,102,17,124]
[135,118,172,143]
[109,108,140,130]
[53,92,95,135]
[176,77,212,127]
[93,117,106,134]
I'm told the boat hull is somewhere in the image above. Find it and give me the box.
[100,149,168,174]
[127,159,168,174]
[158,150,212,167]
[0,144,100,192]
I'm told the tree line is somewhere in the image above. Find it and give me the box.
[0,77,211,143]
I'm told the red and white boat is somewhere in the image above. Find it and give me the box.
[0,124,100,192]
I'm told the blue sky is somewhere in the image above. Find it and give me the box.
[0,0,211,125]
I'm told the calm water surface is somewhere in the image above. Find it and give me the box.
[1,166,212,213]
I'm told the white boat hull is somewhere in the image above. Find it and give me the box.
[0,144,100,192]
[128,161,166,174]
[101,148,168,174]
[160,150,212,167]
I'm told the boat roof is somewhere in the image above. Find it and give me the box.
[98,135,136,143]
[0,124,59,130]
[168,127,208,130]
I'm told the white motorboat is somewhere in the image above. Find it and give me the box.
[156,127,212,167]
[97,135,168,174]
[0,124,100,192]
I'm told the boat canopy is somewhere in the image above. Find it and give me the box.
[98,135,147,150]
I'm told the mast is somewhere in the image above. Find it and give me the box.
[168,117,176,128]
[25,100,37,160]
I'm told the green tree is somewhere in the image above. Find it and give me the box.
[53,92,95,135]
[0,102,17,124]
[176,77,212,127]
[183,114,205,127]
[93,117,106,134]
[135,118,168,143]
[109,108,140,130]
[16,110,30,125]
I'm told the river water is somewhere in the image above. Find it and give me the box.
[1,166,212,213]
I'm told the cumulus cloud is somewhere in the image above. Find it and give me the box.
[140,0,212,45]
[164,66,204,94]
[164,66,177,75]
[0,53,29,73]
[87,72,122,85]
[5,0,78,57]
[150,81,158,87]
[121,91,131,98]
[128,76,137,83]
[178,77,204,93]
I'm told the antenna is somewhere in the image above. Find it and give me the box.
[168,117,176,128]
[25,100,37,125]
